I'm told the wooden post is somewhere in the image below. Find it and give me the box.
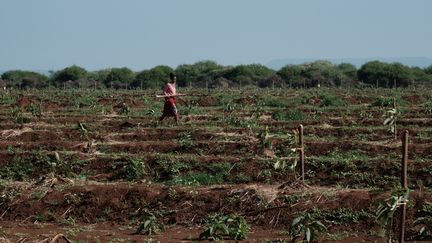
[298,124,305,183]
[393,97,397,140]
[399,130,409,243]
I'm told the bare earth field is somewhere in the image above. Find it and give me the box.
[0,88,431,242]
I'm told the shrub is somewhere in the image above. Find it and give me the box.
[319,93,346,107]
[290,213,327,243]
[135,210,163,235]
[199,214,250,240]
[116,158,145,181]
[273,109,305,121]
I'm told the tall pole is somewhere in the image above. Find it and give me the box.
[299,124,305,183]
[393,97,397,140]
[399,130,409,243]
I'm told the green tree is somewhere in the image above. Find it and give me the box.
[425,65,432,75]
[277,65,305,87]
[302,60,344,87]
[132,65,173,89]
[387,63,413,87]
[175,60,223,88]
[218,64,275,87]
[358,61,389,87]
[87,69,111,88]
[358,61,413,88]
[104,67,135,88]
[52,65,88,88]
[1,70,49,88]
[337,63,357,80]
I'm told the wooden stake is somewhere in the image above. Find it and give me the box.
[393,97,397,140]
[399,130,409,243]
[298,124,305,183]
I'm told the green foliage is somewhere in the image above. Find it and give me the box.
[150,157,188,182]
[277,65,304,86]
[73,94,96,108]
[413,202,432,240]
[10,106,31,124]
[53,65,87,86]
[118,102,131,116]
[414,216,432,239]
[290,212,327,243]
[273,109,305,121]
[132,65,173,89]
[116,158,145,181]
[263,96,286,107]
[170,163,231,186]
[1,70,49,88]
[0,92,16,105]
[177,132,193,150]
[199,214,250,241]
[135,210,163,235]
[319,93,346,107]
[420,100,432,115]
[274,158,297,172]
[0,152,58,180]
[358,61,413,87]
[337,63,357,80]
[371,97,394,107]
[218,64,275,87]
[375,188,410,241]
[26,102,43,117]
[104,67,135,87]
[175,60,223,87]
[310,207,372,226]
[222,116,258,129]
[262,126,273,150]
[383,107,399,137]
[223,102,236,113]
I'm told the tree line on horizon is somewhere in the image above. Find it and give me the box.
[1,60,432,89]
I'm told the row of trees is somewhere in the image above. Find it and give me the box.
[2,60,432,89]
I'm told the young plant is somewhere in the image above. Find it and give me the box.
[10,106,31,124]
[420,101,432,115]
[135,210,163,235]
[290,212,327,243]
[223,102,236,113]
[375,188,410,242]
[119,102,131,116]
[117,158,145,181]
[26,102,43,117]
[383,106,399,140]
[413,202,432,240]
[414,216,432,239]
[177,132,193,150]
[199,214,250,241]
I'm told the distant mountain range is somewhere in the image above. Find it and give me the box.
[266,57,432,70]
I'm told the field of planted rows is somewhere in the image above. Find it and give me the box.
[0,88,432,242]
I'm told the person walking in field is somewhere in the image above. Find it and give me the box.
[159,73,180,125]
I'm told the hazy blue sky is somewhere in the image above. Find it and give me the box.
[1,0,431,71]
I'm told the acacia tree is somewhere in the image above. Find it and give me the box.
[104,67,135,89]
[52,65,88,88]
[358,61,413,88]
[132,65,173,89]
[1,70,49,88]
[277,65,305,87]
[175,60,223,88]
[216,64,275,87]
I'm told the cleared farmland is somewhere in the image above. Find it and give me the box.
[0,88,431,242]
